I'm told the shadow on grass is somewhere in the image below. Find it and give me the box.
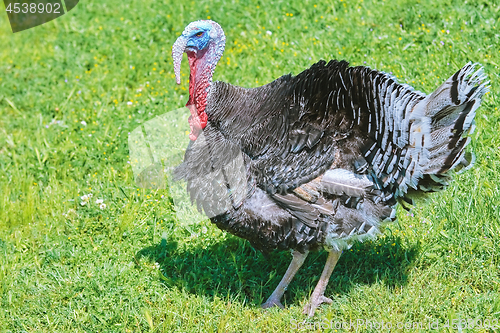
[136,232,420,307]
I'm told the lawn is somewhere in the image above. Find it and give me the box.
[0,0,499,332]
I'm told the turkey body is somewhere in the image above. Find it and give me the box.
[171,20,487,316]
[175,59,484,254]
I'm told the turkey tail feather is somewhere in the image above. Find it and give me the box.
[357,62,486,198]
[417,63,488,176]
[411,63,488,192]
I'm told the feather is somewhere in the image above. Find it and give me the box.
[321,169,374,197]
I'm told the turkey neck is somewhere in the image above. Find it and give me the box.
[186,42,222,140]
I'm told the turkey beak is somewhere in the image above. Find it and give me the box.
[172,35,188,85]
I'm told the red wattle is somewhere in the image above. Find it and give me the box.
[186,51,211,140]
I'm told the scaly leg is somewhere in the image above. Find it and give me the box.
[262,250,309,309]
[303,250,342,316]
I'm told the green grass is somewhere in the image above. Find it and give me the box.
[0,0,499,331]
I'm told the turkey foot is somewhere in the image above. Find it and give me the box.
[262,250,308,310]
[303,295,333,316]
[261,297,284,309]
[303,250,342,317]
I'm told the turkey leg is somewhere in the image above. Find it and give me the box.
[303,249,342,316]
[261,250,309,309]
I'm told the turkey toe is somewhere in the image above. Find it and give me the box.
[303,294,333,316]
[261,299,285,309]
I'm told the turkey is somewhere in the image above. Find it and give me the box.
[171,20,488,316]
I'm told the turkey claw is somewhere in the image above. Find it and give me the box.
[303,295,333,316]
[261,298,285,309]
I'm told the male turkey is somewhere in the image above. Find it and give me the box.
[171,20,487,316]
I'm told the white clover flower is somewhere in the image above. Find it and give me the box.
[81,120,87,126]
[95,198,104,204]
[80,194,92,206]
[127,101,133,106]
[266,30,272,36]
[99,203,107,210]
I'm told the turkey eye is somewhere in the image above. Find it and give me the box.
[195,31,203,37]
